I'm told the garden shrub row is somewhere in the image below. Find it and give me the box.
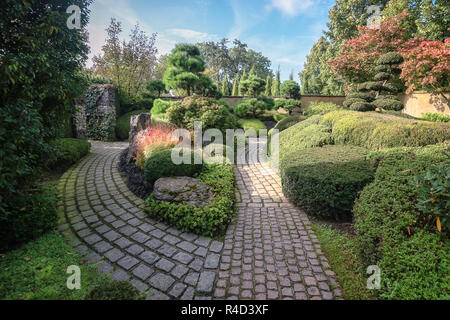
[280,145,374,220]
[48,138,91,171]
[145,162,235,237]
[353,144,450,299]
[320,110,450,150]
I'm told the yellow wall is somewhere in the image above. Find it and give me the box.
[400,92,450,118]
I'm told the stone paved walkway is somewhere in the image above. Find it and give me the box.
[57,142,223,300]
[57,141,341,300]
[213,138,341,300]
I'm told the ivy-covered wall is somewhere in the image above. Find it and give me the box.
[75,84,118,141]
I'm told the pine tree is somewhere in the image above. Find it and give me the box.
[272,67,281,96]
[232,76,239,96]
[238,69,247,96]
[265,74,272,96]
[221,74,230,96]
[249,65,256,77]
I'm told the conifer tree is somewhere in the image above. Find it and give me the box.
[238,69,247,96]
[221,74,230,96]
[265,74,272,96]
[232,76,239,96]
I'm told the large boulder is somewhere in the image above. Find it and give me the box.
[127,113,151,162]
[153,177,213,207]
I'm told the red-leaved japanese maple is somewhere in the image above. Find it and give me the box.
[327,11,424,86]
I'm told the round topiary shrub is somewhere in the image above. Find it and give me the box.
[274,98,302,113]
[347,92,375,102]
[343,98,366,109]
[234,98,267,118]
[151,99,171,115]
[349,102,375,112]
[280,145,375,220]
[373,99,403,111]
[144,149,203,185]
[280,80,301,99]
[86,280,142,300]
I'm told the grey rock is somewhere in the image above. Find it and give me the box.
[197,271,216,294]
[153,177,213,207]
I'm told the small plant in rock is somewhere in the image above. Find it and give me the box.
[134,124,178,169]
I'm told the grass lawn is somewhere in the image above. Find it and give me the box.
[0,230,114,300]
[311,223,376,300]
[238,118,267,136]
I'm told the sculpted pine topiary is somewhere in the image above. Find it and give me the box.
[343,52,405,112]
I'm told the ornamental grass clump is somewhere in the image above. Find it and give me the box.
[134,124,178,169]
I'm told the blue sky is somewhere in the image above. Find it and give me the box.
[87,0,336,81]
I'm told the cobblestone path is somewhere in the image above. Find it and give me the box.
[214,138,341,300]
[58,141,341,300]
[58,142,223,300]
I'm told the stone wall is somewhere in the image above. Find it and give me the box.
[75,84,117,140]
[399,92,450,118]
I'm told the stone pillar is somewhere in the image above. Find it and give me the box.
[127,113,152,162]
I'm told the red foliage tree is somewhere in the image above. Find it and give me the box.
[400,36,450,104]
[327,11,424,86]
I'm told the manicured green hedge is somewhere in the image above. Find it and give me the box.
[238,118,267,136]
[144,149,203,185]
[281,145,374,220]
[115,109,148,141]
[353,144,450,299]
[49,138,91,171]
[321,110,450,150]
[145,163,235,237]
[151,99,171,115]
[0,182,58,251]
[273,115,306,132]
[421,112,450,123]
[279,115,333,162]
[303,102,342,117]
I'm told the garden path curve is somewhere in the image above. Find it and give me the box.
[57,141,342,300]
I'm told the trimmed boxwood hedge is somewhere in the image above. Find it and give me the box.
[237,118,267,137]
[48,138,91,171]
[145,162,235,237]
[353,144,450,299]
[273,115,306,132]
[144,149,203,185]
[280,145,374,220]
[115,109,148,141]
[303,102,342,117]
[320,110,450,150]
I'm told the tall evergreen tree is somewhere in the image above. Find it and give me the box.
[249,65,256,77]
[232,76,239,96]
[289,70,294,81]
[238,68,247,96]
[221,74,230,96]
[272,67,281,96]
[265,74,272,96]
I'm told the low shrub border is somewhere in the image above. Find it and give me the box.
[281,145,374,220]
[353,143,450,299]
[49,138,91,171]
[145,162,235,237]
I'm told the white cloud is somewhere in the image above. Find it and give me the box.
[166,28,218,42]
[268,0,314,17]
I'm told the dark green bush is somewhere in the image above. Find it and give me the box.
[274,98,302,113]
[347,92,375,102]
[349,102,375,112]
[167,96,236,132]
[273,115,306,132]
[257,96,275,109]
[234,98,268,118]
[372,98,403,111]
[48,138,91,171]
[144,149,203,185]
[115,110,148,141]
[0,182,58,251]
[151,99,171,115]
[280,80,301,99]
[303,102,342,116]
[353,144,450,299]
[145,163,235,237]
[86,280,142,300]
[280,145,374,220]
